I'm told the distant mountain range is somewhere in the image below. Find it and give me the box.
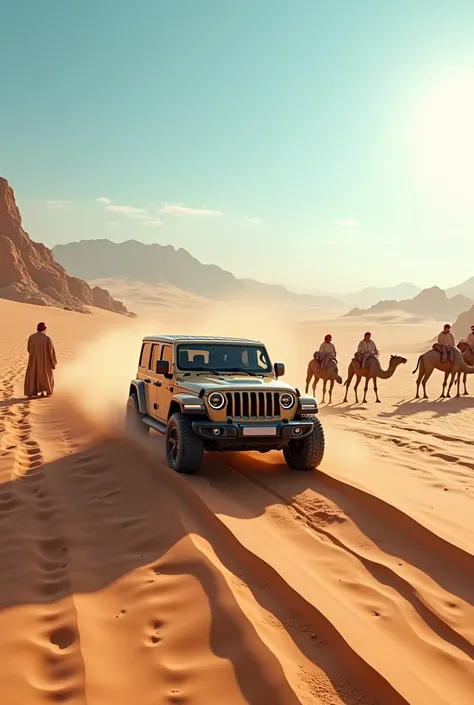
[52,239,344,308]
[51,239,474,323]
[446,277,474,300]
[343,286,472,322]
[342,283,422,309]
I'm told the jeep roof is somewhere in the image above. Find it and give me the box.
[143,335,265,345]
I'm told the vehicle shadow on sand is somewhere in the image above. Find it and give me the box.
[0,425,406,705]
[191,450,474,666]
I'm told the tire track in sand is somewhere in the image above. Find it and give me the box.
[183,451,474,705]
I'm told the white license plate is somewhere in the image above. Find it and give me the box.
[242,426,277,437]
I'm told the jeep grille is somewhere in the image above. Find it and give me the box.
[225,391,282,420]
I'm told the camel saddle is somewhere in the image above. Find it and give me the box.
[354,351,378,370]
[432,343,456,362]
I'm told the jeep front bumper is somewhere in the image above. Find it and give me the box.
[191,419,315,441]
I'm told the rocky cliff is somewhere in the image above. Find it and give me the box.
[452,303,474,341]
[0,178,134,316]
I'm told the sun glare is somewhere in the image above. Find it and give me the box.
[411,72,474,208]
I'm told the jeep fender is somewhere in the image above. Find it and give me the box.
[297,395,319,414]
[129,380,147,414]
[171,394,206,415]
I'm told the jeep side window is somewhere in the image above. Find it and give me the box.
[161,345,173,367]
[257,350,270,369]
[140,342,152,368]
[150,344,162,372]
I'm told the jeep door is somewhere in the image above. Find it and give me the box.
[155,344,174,422]
[140,342,161,418]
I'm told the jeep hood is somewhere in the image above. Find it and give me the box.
[175,374,295,393]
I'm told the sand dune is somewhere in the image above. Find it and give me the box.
[0,294,473,704]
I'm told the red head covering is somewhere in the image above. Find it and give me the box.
[37,322,47,332]
[444,323,451,329]
[364,331,371,337]
[324,334,332,341]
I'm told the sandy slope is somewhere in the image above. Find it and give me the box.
[0,295,473,704]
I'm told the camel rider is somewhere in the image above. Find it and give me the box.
[467,325,474,350]
[434,324,456,363]
[313,334,336,370]
[355,331,379,369]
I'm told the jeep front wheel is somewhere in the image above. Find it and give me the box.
[126,395,149,436]
[166,413,204,475]
[283,415,325,471]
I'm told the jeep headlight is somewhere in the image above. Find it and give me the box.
[280,393,295,410]
[208,392,226,410]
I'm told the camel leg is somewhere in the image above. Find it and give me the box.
[463,372,468,395]
[328,379,334,405]
[305,368,313,395]
[362,377,370,404]
[343,372,354,403]
[415,360,426,399]
[441,371,450,398]
[415,371,423,399]
[353,377,362,404]
[456,372,461,398]
[313,377,319,397]
[422,370,433,399]
[373,377,381,403]
[446,372,455,397]
[322,379,327,404]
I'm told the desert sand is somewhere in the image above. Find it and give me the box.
[0,289,473,705]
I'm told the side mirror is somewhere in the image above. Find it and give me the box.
[156,359,170,376]
[274,362,285,378]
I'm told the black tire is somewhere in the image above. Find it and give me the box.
[283,414,325,471]
[166,413,204,475]
[125,394,149,436]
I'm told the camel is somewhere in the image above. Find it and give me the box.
[305,357,343,404]
[457,341,474,395]
[343,354,407,404]
[412,346,474,399]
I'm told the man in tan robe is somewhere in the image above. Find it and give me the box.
[433,324,455,363]
[313,334,337,371]
[24,322,57,398]
[355,331,379,369]
[466,325,474,351]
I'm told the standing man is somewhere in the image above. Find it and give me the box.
[467,325,474,350]
[313,334,337,371]
[24,322,57,398]
[435,323,456,363]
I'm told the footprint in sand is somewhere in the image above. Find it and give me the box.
[50,626,76,650]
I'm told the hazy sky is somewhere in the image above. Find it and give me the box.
[2,0,474,293]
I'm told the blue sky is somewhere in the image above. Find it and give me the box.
[2,0,474,293]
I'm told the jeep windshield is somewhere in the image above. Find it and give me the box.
[176,343,272,373]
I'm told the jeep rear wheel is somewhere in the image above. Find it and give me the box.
[166,413,204,475]
[126,394,149,436]
[283,415,324,471]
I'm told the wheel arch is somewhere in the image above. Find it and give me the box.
[168,400,182,420]
[168,394,206,420]
[129,380,147,414]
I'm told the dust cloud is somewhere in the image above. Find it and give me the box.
[55,300,313,428]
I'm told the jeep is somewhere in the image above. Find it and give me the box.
[126,335,325,475]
